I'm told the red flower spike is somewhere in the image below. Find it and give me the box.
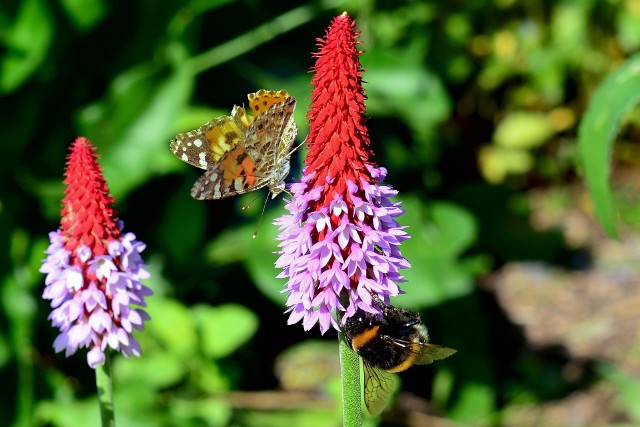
[61,137,120,257]
[305,12,374,204]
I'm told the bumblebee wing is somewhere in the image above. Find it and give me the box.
[363,361,397,416]
[387,337,457,365]
[414,343,457,365]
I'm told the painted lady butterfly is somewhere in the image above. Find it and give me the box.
[170,90,297,200]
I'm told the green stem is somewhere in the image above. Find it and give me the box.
[7,230,36,427]
[96,350,115,427]
[339,330,362,427]
[185,0,341,74]
[14,321,33,427]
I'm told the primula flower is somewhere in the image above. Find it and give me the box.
[40,137,152,368]
[275,13,410,334]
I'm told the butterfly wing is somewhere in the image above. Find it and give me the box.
[170,105,253,170]
[248,89,292,116]
[191,142,267,200]
[190,94,296,200]
[244,95,297,195]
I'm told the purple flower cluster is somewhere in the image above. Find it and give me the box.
[40,226,152,368]
[41,224,152,368]
[276,166,410,334]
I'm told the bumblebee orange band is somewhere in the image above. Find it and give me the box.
[386,342,420,373]
[350,325,380,351]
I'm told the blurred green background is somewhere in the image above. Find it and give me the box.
[3,0,640,426]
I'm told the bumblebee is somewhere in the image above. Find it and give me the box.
[343,295,456,415]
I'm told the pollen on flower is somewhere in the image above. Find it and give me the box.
[40,137,152,368]
[275,14,410,334]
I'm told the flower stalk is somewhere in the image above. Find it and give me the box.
[40,137,153,425]
[276,12,410,423]
[339,330,362,426]
[96,350,115,427]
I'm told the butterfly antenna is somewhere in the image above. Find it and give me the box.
[250,138,307,238]
[290,137,307,154]
[252,194,270,239]
[241,193,262,211]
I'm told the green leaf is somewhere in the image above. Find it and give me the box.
[114,382,164,427]
[158,184,207,264]
[193,303,258,359]
[618,8,640,52]
[191,359,229,393]
[145,297,197,359]
[36,398,100,427]
[275,340,339,391]
[479,145,534,184]
[550,1,591,60]
[599,363,640,421]
[434,296,495,424]
[493,112,554,149]
[204,210,255,265]
[450,381,495,424]
[103,66,195,198]
[204,204,287,306]
[78,63,160,141]
[395,198,481,308]
[244,206,289,306]
[0,330,10,370]
[170,398,231,427]
[77,43,195,199]
[114,353,187,389]
[189,0,236,14]
[59,0,109,30]
[577,52,640,237]
[0,0,54,93]
[362,48,451,144]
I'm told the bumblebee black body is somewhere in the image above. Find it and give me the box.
[342,295,456,415]
[344,305,428,373]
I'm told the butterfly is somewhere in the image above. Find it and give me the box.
[170,90,297,200]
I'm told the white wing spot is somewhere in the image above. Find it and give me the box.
[181,154,188,161]
[194,139,203,148]
[198,152,207,168]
